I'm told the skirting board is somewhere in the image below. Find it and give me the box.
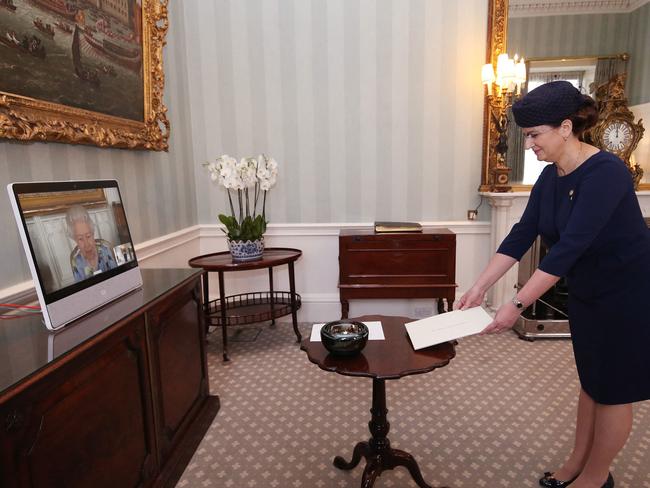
[1,222,491,321]
[294,294,458,323]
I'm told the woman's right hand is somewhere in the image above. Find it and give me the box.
[454,285,486,310]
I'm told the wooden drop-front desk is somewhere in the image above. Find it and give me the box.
[0,269,218,488]
[339,229,457,318]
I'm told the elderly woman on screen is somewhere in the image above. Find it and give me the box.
[66,205,117,282]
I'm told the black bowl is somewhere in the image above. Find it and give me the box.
[320,320,369,356]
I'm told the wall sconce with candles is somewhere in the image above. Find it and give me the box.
[482,53,527,191]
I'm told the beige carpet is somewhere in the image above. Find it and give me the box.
[177,322,650,488]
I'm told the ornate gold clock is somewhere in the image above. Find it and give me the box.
[602,119,635,153]
[588,73,645,188]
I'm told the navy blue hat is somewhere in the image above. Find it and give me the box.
[512,80,585,128]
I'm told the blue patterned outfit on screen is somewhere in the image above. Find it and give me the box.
[72,242,117,282]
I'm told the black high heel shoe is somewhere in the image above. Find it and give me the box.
[539,471,614,488]
[539,472,578,487]
[602,472,614,488]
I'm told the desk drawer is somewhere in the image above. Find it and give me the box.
[341,249,454,285]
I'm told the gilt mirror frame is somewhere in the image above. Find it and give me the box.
[0,0,169,151]
[480,0,649,192]
[481,0,512,192]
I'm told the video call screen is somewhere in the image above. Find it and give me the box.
[14,182,138,301]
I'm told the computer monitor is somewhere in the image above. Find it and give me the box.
[7,180,142,331]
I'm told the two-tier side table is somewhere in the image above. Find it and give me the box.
[189,247,302,361]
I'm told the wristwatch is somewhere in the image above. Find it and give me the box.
[512,296,524,310]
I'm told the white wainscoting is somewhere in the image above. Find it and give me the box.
[198,222,491,322]
[10,189,647,319]
[67,195,646,320]
[1,222,491,323]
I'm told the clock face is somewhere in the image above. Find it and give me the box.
[602,120,633,153]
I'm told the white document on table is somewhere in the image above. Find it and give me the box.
[405,307,493,350]
[310,321,385,341]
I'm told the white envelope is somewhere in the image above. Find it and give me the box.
[405,306,493,350]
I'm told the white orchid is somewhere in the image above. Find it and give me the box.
[203,153,279,242]
[257,155,278,191]
[238,158,258,188]
[217,155,241,189]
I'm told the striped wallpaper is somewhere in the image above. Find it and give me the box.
[1,0,491,289]
[508,3,650,105]
[182,0,488,227]
[0,0,197,286]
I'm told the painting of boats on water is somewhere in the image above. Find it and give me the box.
[0,0,144,122]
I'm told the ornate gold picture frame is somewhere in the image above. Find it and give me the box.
[0,0,169,150]
[480,0,508,192]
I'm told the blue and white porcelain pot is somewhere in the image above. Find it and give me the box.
[228,237,265,262]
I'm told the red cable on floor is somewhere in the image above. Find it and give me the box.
[0,303,41,310]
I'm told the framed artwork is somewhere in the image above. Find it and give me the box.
[0,0,169,150]
[18,188,107,215]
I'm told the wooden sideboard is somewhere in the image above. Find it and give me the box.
[0,268,218,488]
[338,229,457,318]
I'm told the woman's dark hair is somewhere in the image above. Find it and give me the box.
[550,95,598,136]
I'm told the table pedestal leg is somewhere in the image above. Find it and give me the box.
[333,378,447,488]
[288,261,301,342]
[437,294,455,314]
[341,299,349,319]
[218,271,229,361]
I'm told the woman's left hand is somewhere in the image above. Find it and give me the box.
[481,302,521,334]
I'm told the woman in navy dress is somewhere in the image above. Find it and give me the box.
[457,81,650,488]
